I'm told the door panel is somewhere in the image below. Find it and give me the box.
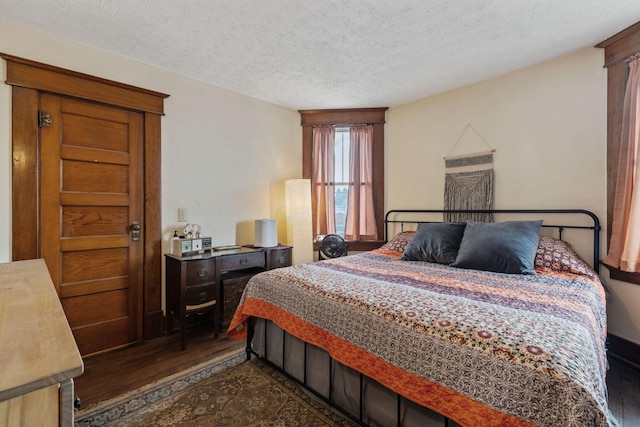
[62,115,129,151]
[62,160,129,193]
[40,94,144,355]
[62,290,129,327]
[61,248,129,283]
[62,206,130,237]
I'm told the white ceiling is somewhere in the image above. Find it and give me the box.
[1,1,639,110]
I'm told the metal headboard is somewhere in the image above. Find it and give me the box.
[384,209,602,275]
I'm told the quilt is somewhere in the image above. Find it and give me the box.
[228,248,614,427]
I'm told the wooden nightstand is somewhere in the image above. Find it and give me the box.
[165,253,221,350]
[165,245,292,349]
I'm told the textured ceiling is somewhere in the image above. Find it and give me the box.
[1,1,639,110]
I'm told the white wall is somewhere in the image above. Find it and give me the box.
[0,17,301,266]
[386,48,640,345]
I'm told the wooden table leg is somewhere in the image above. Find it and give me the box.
[59,378,74,427]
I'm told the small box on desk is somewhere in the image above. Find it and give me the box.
[173,237,212,256]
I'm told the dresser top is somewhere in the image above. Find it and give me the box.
[0,258,84,401]
[165,246,261,261]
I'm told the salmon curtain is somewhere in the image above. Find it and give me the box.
[312,125,336,236]
[345,124,378,240]
[604,53,640,273]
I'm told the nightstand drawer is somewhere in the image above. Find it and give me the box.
[185,283,216,307]
[186,259,216,285]
[267,248,292,269]
[219,251,264,272]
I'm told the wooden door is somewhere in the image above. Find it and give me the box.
[40,94,144,355]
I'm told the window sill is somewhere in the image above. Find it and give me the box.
[313,240,385,253]
[606,265,640,285]
[346,240,385,252]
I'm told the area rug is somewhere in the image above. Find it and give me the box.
[75,349,355,426]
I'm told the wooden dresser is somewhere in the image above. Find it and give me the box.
[0,259,84,427]
[165,245,292,349]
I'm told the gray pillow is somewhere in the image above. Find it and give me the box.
[401,222,466,264]
[450,220,543,274]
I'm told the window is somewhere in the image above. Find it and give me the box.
[300,108,388,252]
[597,21,640,284]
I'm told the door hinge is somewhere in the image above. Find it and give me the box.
[38,111,52,128]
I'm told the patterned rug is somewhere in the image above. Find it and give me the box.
[75,349,356,426]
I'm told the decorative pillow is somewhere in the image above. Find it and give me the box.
[451,220,543,275]
[535,236,597,279]
[379,231,416,253]
[401,222,466,264]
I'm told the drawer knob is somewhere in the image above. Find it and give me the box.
[197,270,208,278]
[198,291,209,302]
[277,257,286,265]
[239,258,248,265]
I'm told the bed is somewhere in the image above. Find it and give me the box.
[227,209,615,427]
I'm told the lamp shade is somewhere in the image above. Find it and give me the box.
[285,179,313,265]
[254,218,277,247]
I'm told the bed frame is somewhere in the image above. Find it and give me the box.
[245,209,603,427]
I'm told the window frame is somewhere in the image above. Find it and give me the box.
[300,108,388,252]
[597,20,640,285]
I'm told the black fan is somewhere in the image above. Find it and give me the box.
[319,234,348,260]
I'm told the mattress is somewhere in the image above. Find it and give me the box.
[228,248,613,426]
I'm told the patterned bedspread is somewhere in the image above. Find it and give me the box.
[228,248,614,427]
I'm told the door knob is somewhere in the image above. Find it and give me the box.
[131,221,141,241]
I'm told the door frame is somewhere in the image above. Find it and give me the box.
[2,53,169,341]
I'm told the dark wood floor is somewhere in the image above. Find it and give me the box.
[75,327,244,409]
[606,356,640,426]
[76,328,640,426]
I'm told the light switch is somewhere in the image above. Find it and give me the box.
[178,208,188,222]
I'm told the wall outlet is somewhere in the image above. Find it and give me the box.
[178,208,188,222]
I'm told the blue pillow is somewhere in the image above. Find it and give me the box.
[450,220,542,274]
[401,222,466,264]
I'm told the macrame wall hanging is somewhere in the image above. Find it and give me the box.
[443,124,495,223]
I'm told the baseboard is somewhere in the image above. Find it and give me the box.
[607,333,640,368]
